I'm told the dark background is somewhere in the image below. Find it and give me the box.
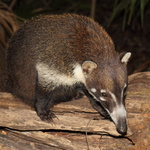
[0,0,150,79]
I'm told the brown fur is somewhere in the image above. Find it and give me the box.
[7,14,130,135]
[7,14,117,104]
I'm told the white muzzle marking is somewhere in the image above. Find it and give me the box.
[107,90,127,126]
[110,104,127,125]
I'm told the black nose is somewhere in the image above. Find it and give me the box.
[117,125,127,135]
[116,119,127,135]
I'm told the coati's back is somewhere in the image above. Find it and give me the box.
[7,14,115,103]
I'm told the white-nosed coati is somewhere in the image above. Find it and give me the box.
[7,14,131,135]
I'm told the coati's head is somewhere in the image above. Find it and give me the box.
[82,52,131,135]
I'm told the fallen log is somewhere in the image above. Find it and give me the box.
[0,72,150,150]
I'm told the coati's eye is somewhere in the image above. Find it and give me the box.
[101,92,107,97]
[100,89,108,97]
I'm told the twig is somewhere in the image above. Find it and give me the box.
[90,0,96,19]
[9,0,17,11]
[134,59,150,73]
[85,119,92,150]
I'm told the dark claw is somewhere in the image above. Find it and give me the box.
[38,110,58,123]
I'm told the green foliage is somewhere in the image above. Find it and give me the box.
[108,0,149,30]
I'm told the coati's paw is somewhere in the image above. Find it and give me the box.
[38,110,57,123]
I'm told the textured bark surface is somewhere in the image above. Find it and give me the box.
[0,72,150,150]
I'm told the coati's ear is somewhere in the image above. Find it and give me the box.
[82,61,97,76]
[120,52,131,64]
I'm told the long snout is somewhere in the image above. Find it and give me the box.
[110,105,127,135]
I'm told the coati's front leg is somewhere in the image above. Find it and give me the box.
[35,83,56,122]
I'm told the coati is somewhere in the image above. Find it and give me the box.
[7,14,131,135]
